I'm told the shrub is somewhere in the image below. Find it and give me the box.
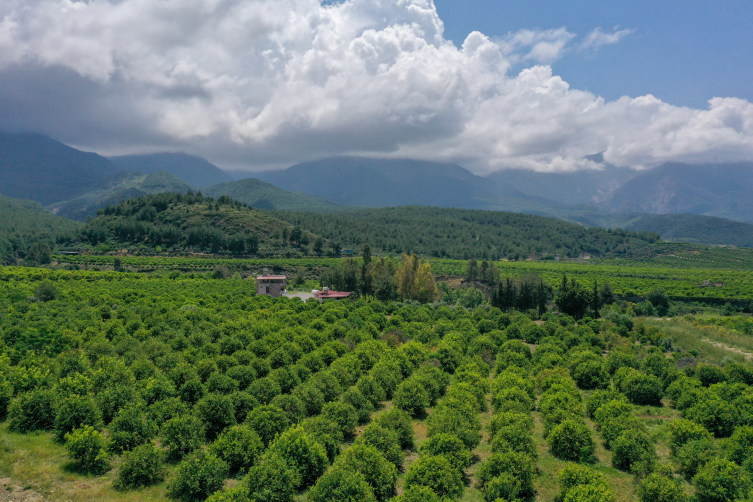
[292,384,325,416]
[321,401,358,439]
[667,419,712,455]
[334,443,398,501]
[308,467,376,502]
[572,359,609,390]
[611,429,656,472]
[696,364,727,387]
[209,425,264,476]
[357,424,404,469]
[637,473,688,502]
[246,405,289,446]
[267,426,328,489]
[160,415,205,461]
[108,405,157,453]
[684,398,740,438]
[55,396,102,442]
[356,375,387,407]
[724,425,753,465]
[246,453,299,502]
[114,442,164,490]
[373,409,415,451]
[600,415,646,450]
[205,486,248,502]
[35,281,59,301]
[427,402,482,450]
[585,390,626,420]
[404,454,464,500]
[563,483,616,502]
[393,379,430,418]
[693,458,752,502]
[548,419,595,463]
[476,452,536,497]
[558,463,608,500]
[301,416,344,463]
[194,393,236,440]
[484,473,521,502]
[393,485,441,502]
[65,425,110,474]
[676,439,717,480]
[593,399,632,428]
[421,433,474,471]
[619,370,663,406]
[490,424,537,458]
[168,449,229,502]
[8,388,57,432]
[341,387,374,424]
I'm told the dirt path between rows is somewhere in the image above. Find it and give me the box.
[700,339,753,361]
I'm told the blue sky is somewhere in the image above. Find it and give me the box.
[435,0,753,108]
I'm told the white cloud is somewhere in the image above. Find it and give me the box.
[581,27,635,50]
[0,0,751,173]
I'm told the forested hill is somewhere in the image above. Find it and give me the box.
[269,206,660,260]
[203,177,340,212]
[73,192,321,256]
[0,195,81,265]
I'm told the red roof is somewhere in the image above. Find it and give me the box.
[315,291,352,298]
[257,275,286,280]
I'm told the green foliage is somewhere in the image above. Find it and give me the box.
[321,401,358,439]
[160,415,206,461]
[266,426,328,489]
[558,463,609,501]
[684,397,740,438]
[35,281,60,302]
[548,419,595,463]
[307,467,377,502]
[55,395,102,442]
[637,473,688,502]
[611,428,656,472]
[209,425,264,476]
[667,419,712,455]
[420,433,474,471]
[194,393,236,441]
[404,454,464,500]
[334,443,397,501]
[692,458,752,502]
[393,378,430,418]
[114,442,164,490]
[373,408,415,449]
[64,425,110,474]
[8,388,56,432]
[617,369,664,406]
[356,424,404,469]
[246,405,289,447]
[108,405,157,453]
[393,486,441,502]
[247,453,300,502]
[168,449,229,502]
[476,452,536,498]
[563,484,617,502]
[676,439,717,480]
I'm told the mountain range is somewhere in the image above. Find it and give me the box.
[1,131,753,248]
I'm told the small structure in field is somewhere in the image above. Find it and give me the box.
[257,274,287,297]
[699,280,726,288]
[313,287,352,302]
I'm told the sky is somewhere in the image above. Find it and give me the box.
[0,0,751,174]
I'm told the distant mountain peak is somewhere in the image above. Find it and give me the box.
[109,152,232,188]
[584,151,605,163]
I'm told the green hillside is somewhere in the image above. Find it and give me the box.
[269,206,660,260]
[48,171,193,221]
[203,178,340,212]
[74,192,320,256]
[109,152,233,188]
[0,195,81,264]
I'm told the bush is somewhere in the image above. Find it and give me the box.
[684,398,739,438]
[194,393,236,441]
[572,360,608,390]
[693,458,752,502]
[611,429,656,472]
[558,463,608,500]
[308,467,377,502]
[334,443,398,501]
[427,400,482,450]
[301,416,344,463]
[676,439,717,480]
[563,483,616,502]
[114,442,164,490]
[55,396,102,442]
[209,425,264,476]
[490,424,537,458]
[476,452,536,498]
[484,473,521,502]
[246,453,299,502]
[404,454,464,500]
[585,390,626,420]
[341,387,374,425]
[356,375,387,407]
[696,364,727,387]
[357,424,404,469]
[421,433,474,471]
[108,406,157,453]
[35,281,59,301]
[637,473,688,502]
[393,485,441,502]
[205,486,248,502]
[65,425,110,474]
[393,378,430,418]
[724,425,753,465]
[667,419,712,455]
[246,405,289,446]
[168,449,229,502]
[266,426,328,489]
[160,415,205,461]
[374,408,415,449]
[619,370,663,406]
[8,389,57,432]
[548,419,595,463]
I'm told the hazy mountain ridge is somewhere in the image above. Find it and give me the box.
[109,152,233,188]
[48,171,193,221]
[202,178,341,212]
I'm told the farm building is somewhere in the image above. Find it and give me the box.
[256,275,287,297]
